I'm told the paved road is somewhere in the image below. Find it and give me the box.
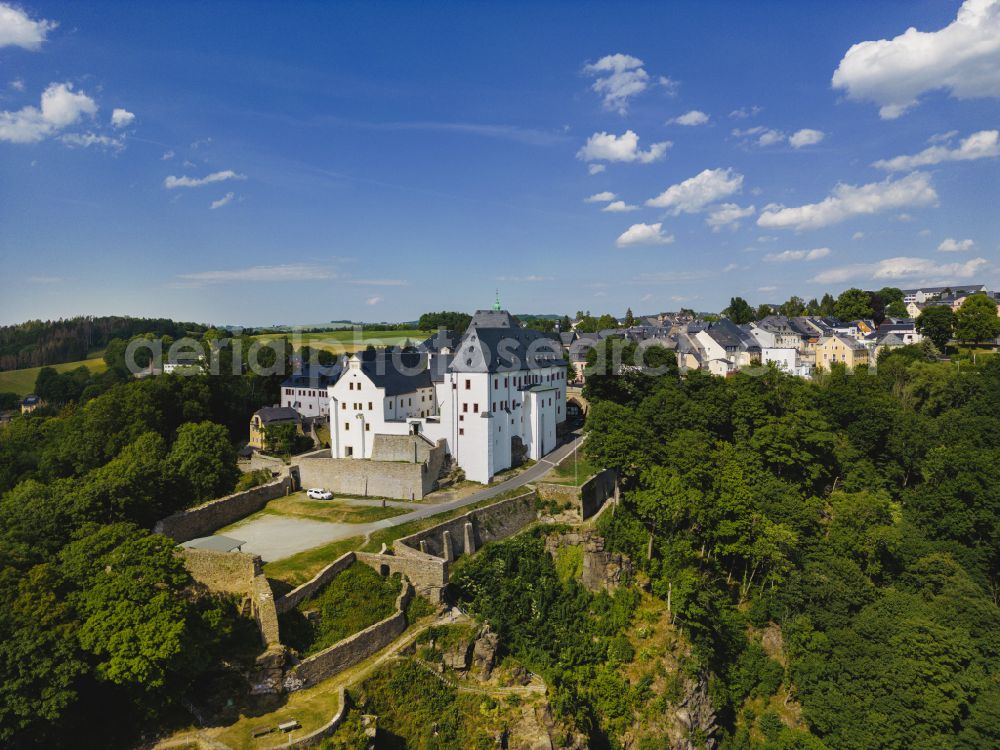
[231,432,586,562]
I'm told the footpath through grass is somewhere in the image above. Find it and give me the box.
[0,356,107,396]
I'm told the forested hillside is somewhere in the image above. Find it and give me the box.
[0,335,294,748]
[0,317,208,371]
[580,341,999,749]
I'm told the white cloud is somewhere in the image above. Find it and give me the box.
[813,256,989,284]
[60,132,124,150]
[616,222,675,247]
[495,275,553,282]
[27,275,62,284]
[584,191,616,203]
[646,168,744,214]
[706,203,755,231]
[164,169,246,189]
[789,128,825,148]
[0,82,97,143]
[603,200,638,212]
[175,264,335,286]
[723,263,740,272]
[764,247,831,262]
[577,130,669,163]
[757,128,785,146]
[0,2,56,50]
[852,231,865,240]
[210,192,235,210]
[583,53,672,113]
[9,78,25,91]
[366,296,383,306]
[588,164,606,175]
[640,293,653,302]
[758,286,778,293]
[729,105,762,119]
[671,110,709,126]
[938,237,975,252]
[161,150,174,160]
[757,171,937,230]
[832,0,1000,118]
[929,130,959,143]
[873,129,1000,170]
[110,108,135,128]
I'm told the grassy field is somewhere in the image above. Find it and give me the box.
[0,356,108,397]
[547,452,597,486]
[254,491,407,524]
[263,535,365,587]
[280,562,402,656]
[252,329,430,354]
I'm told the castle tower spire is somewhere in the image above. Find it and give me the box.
[493,289,501,311]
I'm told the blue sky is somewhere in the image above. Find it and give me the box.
[1,0,998,326]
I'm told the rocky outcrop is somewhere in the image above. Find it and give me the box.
[544,530,635,592]
[666,674,717,750]
[471,625,499,679]
[509,703,589,750]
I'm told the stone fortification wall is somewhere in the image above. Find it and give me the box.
[179,548,262,596]
[179,548,280,647]
[154,477,293,542]
[285,582,414,690]
[295,439,446,500]
[356,550,448,602]
[394,490,537,561]
[274,552,356,614]
[580,468,617,519]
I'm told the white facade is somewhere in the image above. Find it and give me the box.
[282,384,331,418]
[326,312,567,484]
[762,348,813,377]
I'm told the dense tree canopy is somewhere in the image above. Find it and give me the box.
[583,347,1000,749]
[917,305,956,351]
[954,294,1000,345]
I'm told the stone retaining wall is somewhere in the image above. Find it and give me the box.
[154,476,293,543]
[394,490,537,561]
[286,582,414,690]
[275,552,357,614]
[536,482,580,506]
[297,455,430,500]
[580,468,617,519]
[356,550,448,602]
[178,548,280,647]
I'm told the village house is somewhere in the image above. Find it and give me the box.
[280,363,343,420]
[249,405,301,451]
[815,334,870,370]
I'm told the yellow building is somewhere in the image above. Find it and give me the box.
[249,406,301,451]
[20,395,42,414]
[815,334,870,370]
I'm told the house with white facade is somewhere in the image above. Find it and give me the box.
[327,309,567,484]
[280,363,343,419]
[749,316,803,349]
[694,319,761,375]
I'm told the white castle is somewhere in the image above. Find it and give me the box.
[325,307,567,483]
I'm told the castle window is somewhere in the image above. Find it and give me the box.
[344,422,350,430]
[459,428,464,435]
[465,379,471,389]
[474,403,479,413]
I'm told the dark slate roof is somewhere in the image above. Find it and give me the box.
[559,331,577,347]
[417,329,461,353]
[568,339,597,362]
[469,309,516,329]
[756,314,795,333]
[355,348,433,395]
[21,395,40,405]
[451,312,566,373]
[703,319,761,351]
[254,406,301,424]
[822,334,867,351]
[428,352,454,383]
[281,363,343,389]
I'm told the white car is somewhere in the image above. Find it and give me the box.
[306,488,333,500]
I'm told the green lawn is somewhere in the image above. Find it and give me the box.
[254,491,407,524]
[252,329,430,354]
[0,356,108,397]
[548,453,597,486]
[263,535,366,587]
[279,562,402,656]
